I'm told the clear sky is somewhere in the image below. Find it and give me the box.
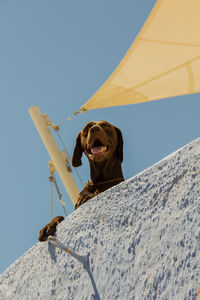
[1,0,200,273]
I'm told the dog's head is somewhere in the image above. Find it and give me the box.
[72,121,123,167]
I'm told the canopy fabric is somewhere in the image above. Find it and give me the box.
[81,0,200,111]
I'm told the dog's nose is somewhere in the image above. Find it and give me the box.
[90,125,100,134]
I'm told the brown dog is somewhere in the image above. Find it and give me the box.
[38,120,124,241]
[72,120,124,208]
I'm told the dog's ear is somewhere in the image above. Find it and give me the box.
[115,126,123,162]
[72,132,83,167]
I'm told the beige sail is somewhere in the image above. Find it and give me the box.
[81,0,200,111]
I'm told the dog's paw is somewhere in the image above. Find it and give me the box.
[38,216,64,242]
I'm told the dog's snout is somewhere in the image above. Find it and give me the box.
[90,125,100,134]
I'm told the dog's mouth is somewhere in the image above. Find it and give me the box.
[88,139,111,156]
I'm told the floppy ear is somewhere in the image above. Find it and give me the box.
[115,127,124,162]
[72,133,83,167]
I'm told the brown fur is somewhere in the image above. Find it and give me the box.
[72,120,124,208]
[38,121,124,241]
[38,216,64,242]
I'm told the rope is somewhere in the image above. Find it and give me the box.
[49,174,68,217]
[50,178,53,220]
[56,131,85,187]
[44,108,86,195]
[43,107,87,130]
[43,108,86,187]
[57,108,87,126]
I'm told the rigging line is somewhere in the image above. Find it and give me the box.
[57,108,87,127]
[56,131,85,187]
[52,174,68,217]
[50,179,53,220]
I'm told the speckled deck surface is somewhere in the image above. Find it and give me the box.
[1,138,200,300]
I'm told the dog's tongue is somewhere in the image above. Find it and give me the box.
[91,146,104,154]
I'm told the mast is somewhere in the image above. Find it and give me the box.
[29,106,79,206]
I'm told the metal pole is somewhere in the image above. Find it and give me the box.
[48,236,90,269]
[29,106,79,205]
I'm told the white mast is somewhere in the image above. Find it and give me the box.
[29,106,79,206]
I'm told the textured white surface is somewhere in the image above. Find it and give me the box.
[1,138,200,300]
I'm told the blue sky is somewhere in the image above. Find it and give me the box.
[1,0,200,273]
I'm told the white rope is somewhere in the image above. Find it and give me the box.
[57,108,87,126]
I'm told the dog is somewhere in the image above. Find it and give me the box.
[38,120,124,241]
[72,120,124,208]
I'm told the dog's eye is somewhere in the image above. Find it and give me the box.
[82,122,95,137]
[99,122,109,128]
[100,123,111,131]
[82,129,88,137]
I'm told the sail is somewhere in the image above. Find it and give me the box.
[81,0,200,111]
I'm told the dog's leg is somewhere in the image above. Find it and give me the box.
[75,183,100,209]
[38,216,64,242]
